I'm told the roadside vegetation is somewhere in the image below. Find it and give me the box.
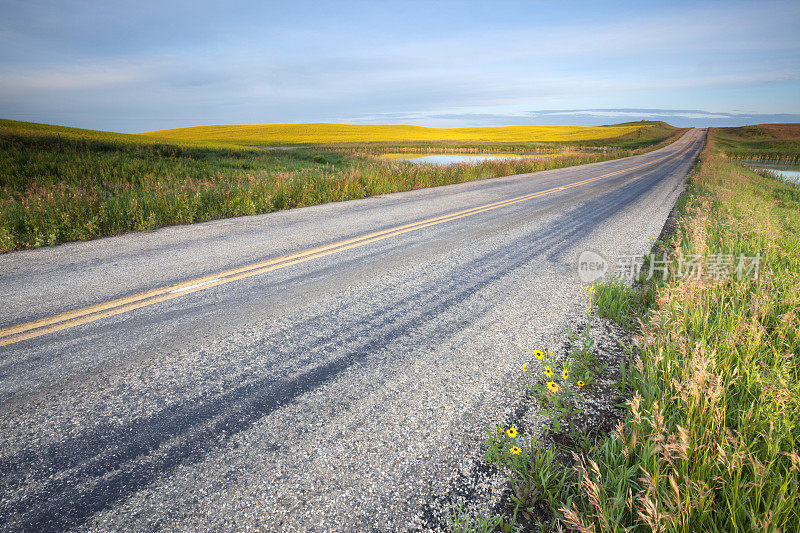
[0,119,682,252]
[456,126,800,531]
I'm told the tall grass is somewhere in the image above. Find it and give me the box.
[0,124,349,250]
[559,131,800,531]
[592,277,656,330]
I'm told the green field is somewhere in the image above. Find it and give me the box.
[0,119,682,252]
[713,123,800,162]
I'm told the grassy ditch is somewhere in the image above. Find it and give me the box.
[0,119,681,252]
[457,129,800,531]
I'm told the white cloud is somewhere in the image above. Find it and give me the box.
[0,67,148,92]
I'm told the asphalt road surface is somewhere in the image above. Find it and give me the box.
[0,129,705,531]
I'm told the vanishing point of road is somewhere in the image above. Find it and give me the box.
[0,129,705,531]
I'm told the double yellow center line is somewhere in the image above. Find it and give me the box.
[0,134,696,347]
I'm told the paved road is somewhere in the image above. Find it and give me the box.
[0,129,705,531]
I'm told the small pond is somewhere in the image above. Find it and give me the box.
[380,153,549,165]
[743,160,800,184]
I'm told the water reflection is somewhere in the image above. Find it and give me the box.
[745,160,800,184]
[381,153,546,165]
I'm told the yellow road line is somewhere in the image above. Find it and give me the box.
[0,133,697,347]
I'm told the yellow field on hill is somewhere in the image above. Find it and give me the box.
[141,123,646,145]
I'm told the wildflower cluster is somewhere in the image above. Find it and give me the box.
[484,420,572,522]
[484,424,525,465]
[522,349,588,435]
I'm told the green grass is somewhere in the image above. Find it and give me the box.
[447,504,506,533]
[508,128,800,532]
[593,277,656,330]
[580,156,797,531]
[0,118,682,253]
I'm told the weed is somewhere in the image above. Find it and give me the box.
[447,503,507,533]
[484,424,572,524]
[592,276,655,330]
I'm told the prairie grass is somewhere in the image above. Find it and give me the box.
[592,276,658,330]
[471,127,800,532]
[447,504,506,533]
[0,119,678,252]
[553,131,800,531]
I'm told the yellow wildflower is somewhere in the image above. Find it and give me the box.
[507,427,518,438]
[562,369,569,380]
[509,446,522,455]
[577,380,585,387]
[533,350,544,360]
[544,366,553,378]
[547,381,560,393]
[522,364,528,373]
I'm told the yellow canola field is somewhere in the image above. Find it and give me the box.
[141,123,645,144]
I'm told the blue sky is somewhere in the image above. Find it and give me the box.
[1,0,798,132]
